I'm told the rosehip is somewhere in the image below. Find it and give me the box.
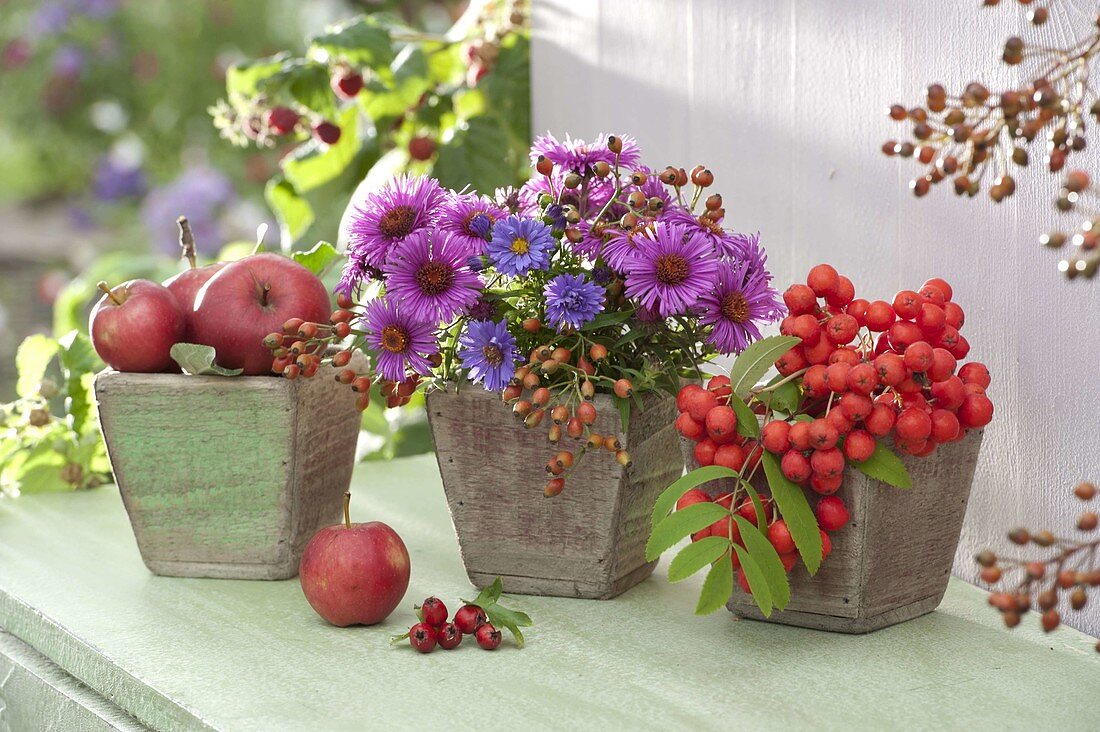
[958,394,994,428]
[781,450,812,483]
[761,420,791,453]
[454,604,488,634]
[844,429,876,462]
[576,401,597,425]
[409,623,437,653]
[675,412,706,441]
[817,496,850,531]
[476,623,502,650]
[810,447,844,479]
[767,520,796,554]
[807,264,840,296]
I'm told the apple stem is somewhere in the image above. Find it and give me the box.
[96,281,122,306]
[260,283,271,307]
[343,490,352,529]
[176,216,198,270]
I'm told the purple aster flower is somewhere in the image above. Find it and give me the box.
[436,192,506,257]
[517,171,616,220]
[382,230,483,324]
[661,206,744,258]
[361,298,437,382]
[141,165,234,256]
[487,215,554,276]
[530,132,641,171]
[467,297,497,321]
[591,266,613,285]
[601,221,656,272]
[458,319,518,392]
[698,259,785,355]
[335,252,375,299]
[544,274,605,331]
[726,230,774,284]
[345,175,445,270]
[623,222,721,317]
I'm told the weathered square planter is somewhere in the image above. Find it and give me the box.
[93,358,364,580]
[682,429,984,633]
[427,385,682,599]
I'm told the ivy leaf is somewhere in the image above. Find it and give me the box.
[733,516,790,611]
[695,552,735,615]
[852,441,912,488]
[170,344,244,377]
[309,17,395,75]
[650,465,739,528]
[729,396,760,439]
[733,544,774,616]
[282,107,363,194]
[645,502,730,562]
[668,536,729,583]
[727,335,802,398]
[266,177,315,251]
[291,241,341,276]
[761,452,823,574]
[15,334,59,398]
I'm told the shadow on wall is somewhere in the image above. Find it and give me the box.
[531,0,1100,636]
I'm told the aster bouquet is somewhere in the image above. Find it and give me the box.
[268,132,783,495]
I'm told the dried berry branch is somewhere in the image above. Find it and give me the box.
[976,480,1100,650]
[884,0,1100,279]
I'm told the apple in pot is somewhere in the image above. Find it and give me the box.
[89,280,185,373]
[300,491,411,627]
[164,263,225,340]
[191,252,330,375]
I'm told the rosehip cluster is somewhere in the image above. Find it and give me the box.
[978,481,1100,649]
[399,596,500,653]
[501,336,632,498]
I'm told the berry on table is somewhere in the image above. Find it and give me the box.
[417,596,448,626]
[409,623,437,653]
[454,604,488,635]
[437,622,463,650]
[476,623,502,650]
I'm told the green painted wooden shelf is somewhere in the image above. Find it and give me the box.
[1,455,1097,731]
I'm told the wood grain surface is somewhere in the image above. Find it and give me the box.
[427,385,682,598]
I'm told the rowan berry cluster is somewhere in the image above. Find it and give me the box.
[502,339,633,497]
[978,481,1100,649]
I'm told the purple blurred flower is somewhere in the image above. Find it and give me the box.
[458,319,518,392]
[698,259,784,355]
[623,222,720,317]
[467,297,497,321]
[661,207,744,258]
[487,215,554,276]
[346,175,445,271]
[361,298,437,383]
[51,45,85,77]
[544,273,605,331]
[93,154,145,201]
[30,2,71,36]
[436,192,505,256]
[382,230,483,324]
[141,165,235,255]
[530,132,641,171]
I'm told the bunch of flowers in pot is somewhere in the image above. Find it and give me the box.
[264,131,785,598]
[649,268,996,632]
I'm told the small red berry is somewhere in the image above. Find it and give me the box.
[409,135,437,161]
[958,362,991,389]
[312,120,341,145]
[714,443,746,471]
[826,313,858,344]
[825,276,855,308]
[930,409,961,442]
[888,320,923,351]
[943,301,965,329]
[790,314,822,345]
[811,472,843,495]
[927,348,957,382]
[820,529,833,558]
[775,348,808,375]
[267,106,300,135]
[824,362,851,393]
[865,403,896,436]
[892,290,922,319]
[454,604,488,635]
[844,429,876,462]
[864,300,896,332]
[846,298,870,324]
[788,421,812,451]
[808,418,839,449]
[783,284,817,314]
[802,364,829,397]
[761,420,791,453]
[781,450,812,483]
[437,622,463,650]
[817,496,850,531]
[409,622,437,653]
[676,488,710,511]
[705,405,738,444]
[903,341,935,372]
[930,375,966,410]
[476,623,502,650]
[810,447,845,478]
[921,277,953,301]
[838,392,873,422]
[418,597,448,626]
[683,387,719,422]
[331,70,364,99]
[694,438,718,466]
[675,412,706,441]
[677,384,704,412]
[846,362,877,395]
[873,352,906,387]
[896,407,933,441]
[958,394,994,428]
[767,520,796,554]
[807,264,840,296]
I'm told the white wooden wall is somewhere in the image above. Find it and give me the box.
[532,0,1100,635]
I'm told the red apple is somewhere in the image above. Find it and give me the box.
[89,279,186,373]
[191,253,330,375]
[299,491,411,627]
[163,262,225,340]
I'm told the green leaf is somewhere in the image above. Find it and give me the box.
[650,465,739,528]
[613,328,650,349]
[57,331,102,434]
[852,440,912,488]
[580,309,635,331]
[740,479,769,534]
[695,552,735,615]
[169,344,244,377]
[728,335,802,398]
[310,16,395,73]
[265,177,315,251]
[282,107,362,194]
[645,502,730,562]
[225,53,289,97]
[471,576,504,607]
[477,34,531,146]
[433,115,524,195]
[16,335,59,398]
[733,516,790,611]
[291,241,341,276]
[614,396,630,434]
[758,374,802,415]
[733,544,774,616]
[761,452,823,574]
[668,536,729,583]
[462,577,533,648]
[729,396,760,439]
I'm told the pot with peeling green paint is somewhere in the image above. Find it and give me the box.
[93,355,365,580]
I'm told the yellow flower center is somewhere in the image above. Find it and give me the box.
[482,344,503,366]
[381,325,409,353]
[510,237,530,255]
[720,291,750,323]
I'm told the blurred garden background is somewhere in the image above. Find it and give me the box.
[0,0,530,493]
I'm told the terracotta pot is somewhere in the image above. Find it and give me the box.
[681,430,984,633]
[93,356,364,580]
[427,385,681,599]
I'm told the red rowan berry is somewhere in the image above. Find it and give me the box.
[677,384,704,411]
[781,450,812,482]
[817,496,850,531]
[802,364,829,397]
[826,313,858,344]
[775,348,808,375]
[846,362,877,395]
[957,394,994,428]
[903,341,935,372]
[811,447,845,478]
[980,566,1002,583]
[789,421,813,450]
[783,284,818,315]
[916,302,946,335]
[846,298,870,324]
[768,520,796,554]
[892,290,922,319]
[864,300,896,332]
[958,362,991,388]
[921,277,953,301]
[790,314,822,345]
[550,405,569,424]
[779,552,798,573]
[844,429,876,462]
[761,420,791,453]
[949,334,970,359]
[677,488,710,511]
[929,375,965,410]
[580,379,596,400]
[683,387,719,422]
[737,566,752,594]
[802,338,834,365]
[896,407,933,440]
[943,301,965,329]
[888,320,923,351]
[865,403,896,436]
[873,352,906,386]
[807,264,840,296]
[824,362,851,393]
[828,347,860,366]
[694,438,717,466]
[714,443,746,471]
[705,405,738,444]
[676,412,706,441]
[825,407,854,435]
[808,419,839,449]
[737,497,774,525]
[930,409,961,442]
[937,324,960,351]
[825,276,855,308]
[811,472,843,495]
[839,392,873,421]
[926,348,956,382]
[1041,609,1060,633]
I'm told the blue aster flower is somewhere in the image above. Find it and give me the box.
[544,274,605,331]
[458,319,518,392]
[487,215,554,276]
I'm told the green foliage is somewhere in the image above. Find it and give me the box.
[290,241,342,276]
[1,332,111,496]
[170,344,243,377]
[760,452,823,574]
[463,577,534,648]
[851,441,912,488]
[727,335,802,398]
